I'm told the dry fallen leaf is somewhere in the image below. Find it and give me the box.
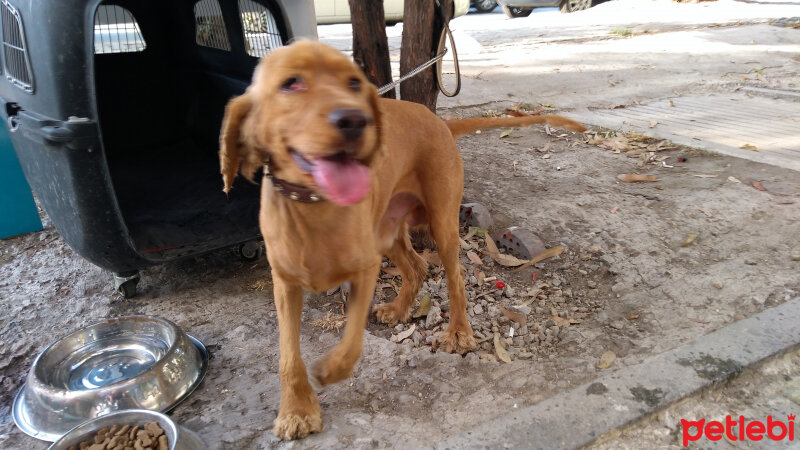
[669,100,675,107]
[477,271,485,285]
[311,313,346,333]
[610,206,619,214]
[469,227,487,238]
[499,306,528,326]
[693,174,718,178]
[627,312,641,320]
[500,129,513,138]
[680,233,698,247]
[485,236,529,267]
[649,120,658,128]
[494,332,512,363]
[459,238,471,250]
[511,246,565,273]
[597,350,616,369]
[412,294,432,319]
[751,180,767,191]
[421,249,442,266]
[467,251,483,266]
[392,324,416,343]
[740,144,759,152]
[617,173,659,183]
[551,316,571,327]
[727,176,741,183]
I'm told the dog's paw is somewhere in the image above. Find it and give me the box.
[436,328,477,355]
[309,353,352,388]
[373,302,410,326]
[273,409,323,440]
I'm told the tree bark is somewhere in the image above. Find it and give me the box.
[400,0,451,112]
[349,0,395,99]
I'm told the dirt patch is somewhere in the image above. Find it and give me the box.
[1,115,798,448]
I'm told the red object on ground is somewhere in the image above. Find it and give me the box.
[494,280,507,289]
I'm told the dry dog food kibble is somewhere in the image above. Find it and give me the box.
[67,422,168,450]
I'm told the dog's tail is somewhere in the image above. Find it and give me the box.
[444,114,587,138]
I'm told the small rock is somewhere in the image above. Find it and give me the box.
[745,259,757,266]
[791,251,800,262]
[609,320,625,330]
[426,306,443,328]
[407,356,419,368]
[516,325,529,336]
[488,305,501,318]
[518,352,533,360]
[411,331,423,346]
[514,305,531,316]
[712,281,724,289]
[587,280,597,289]
[473,304,484,315]
[597,350,616,369]
[504,287,515,298]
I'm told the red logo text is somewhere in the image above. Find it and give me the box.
[681,414,795,446]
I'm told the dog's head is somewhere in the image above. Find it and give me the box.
[219,41,383,206]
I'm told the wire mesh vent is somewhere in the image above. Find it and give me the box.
[1,0,33,92]
[238,0,283,57]
[195,0,231,51]
[94,5,146,54]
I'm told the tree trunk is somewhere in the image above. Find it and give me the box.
[349,0,395,99]
[400,0,451,112]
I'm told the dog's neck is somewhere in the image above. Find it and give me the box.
[263,165,324,203]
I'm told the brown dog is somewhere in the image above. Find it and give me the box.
[219,41,586,440]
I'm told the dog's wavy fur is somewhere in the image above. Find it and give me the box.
[220,41,586,440]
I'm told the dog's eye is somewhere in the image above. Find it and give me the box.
[348,77,361,92]
[280,76,307,93]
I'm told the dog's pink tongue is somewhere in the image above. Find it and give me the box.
[311,157,371,206]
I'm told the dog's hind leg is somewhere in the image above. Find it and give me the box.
[271,272,323,440]
[373,222,428,326]
[310,262,381,387]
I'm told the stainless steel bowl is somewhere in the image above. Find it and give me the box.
[13,316,209,441]
[48,409,204,450]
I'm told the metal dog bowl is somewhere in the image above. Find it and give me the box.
[13,316,208,441]
[48,409,204,450]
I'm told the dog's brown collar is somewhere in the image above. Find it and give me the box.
[263,165,324,203]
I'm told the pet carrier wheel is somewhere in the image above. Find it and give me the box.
[114,271,140,299]
[238,241,264,261]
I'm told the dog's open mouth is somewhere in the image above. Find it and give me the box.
[290,149,371,206]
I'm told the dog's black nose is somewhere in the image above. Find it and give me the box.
[328,108,367,141]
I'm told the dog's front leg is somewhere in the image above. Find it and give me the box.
[272,271,323,440]
[310,262,380,388]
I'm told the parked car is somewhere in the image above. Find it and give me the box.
[315,0,469,24]
[496,0,592,17]
[471,0,497,13]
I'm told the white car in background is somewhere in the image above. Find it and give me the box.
[315,0,470,25]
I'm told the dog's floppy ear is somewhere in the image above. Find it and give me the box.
[219,93,262,193]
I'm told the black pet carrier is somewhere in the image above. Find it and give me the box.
[0,0,316,296]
